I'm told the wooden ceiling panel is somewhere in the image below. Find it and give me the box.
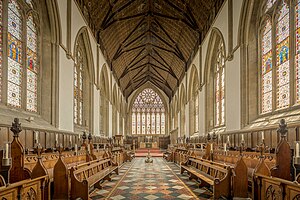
[76,0,224,99]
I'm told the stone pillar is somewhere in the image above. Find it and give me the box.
[117,112,120,134]
[185,102,190,137]
[108,103,113,138]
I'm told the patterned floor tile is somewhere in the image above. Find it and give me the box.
[90,158,214,200]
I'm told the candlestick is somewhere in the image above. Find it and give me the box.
[296,143,300,157]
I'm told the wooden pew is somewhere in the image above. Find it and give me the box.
[53,148,108,199]
[0,175,48,200]
[253,174,300,200]
[70,158,118,200]
[181,157,232,199]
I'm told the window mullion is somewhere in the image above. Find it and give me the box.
[272,13,277,112]
[2,1,9,105]
[290,1,296,106]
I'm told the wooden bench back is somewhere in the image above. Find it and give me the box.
[189,158,229,180]
[72,158,111,183]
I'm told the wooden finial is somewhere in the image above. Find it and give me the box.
[207,133,211,141]
[57,145,64,155]
[212,132,217,142]
[277,119,288,139]
[34,144,44,158]
[239,140,245,155]
[88,132,92,141]
[10,118,22,137]
[82,131,87,140]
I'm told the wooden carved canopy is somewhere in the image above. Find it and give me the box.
[76,0,224,99]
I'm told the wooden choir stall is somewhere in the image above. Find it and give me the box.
[0,118,133,200]
[164,119,300,199]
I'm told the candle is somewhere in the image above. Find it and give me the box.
[75,144,78,154]
[35,132,39,143]
[211,143,213,153]
[261,132,264,140]
[87,145,90,153]
[224,143,227,151]
[227,136,230,142]
[5,143,9,159]
[296,143,300,157]
[55,134,58,143]
[241,134,244,141]
[200,144,203,151]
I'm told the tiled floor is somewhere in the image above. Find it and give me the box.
[90,158,213,199]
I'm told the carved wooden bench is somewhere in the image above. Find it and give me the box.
[0,175,48,199]
[70,158,118,200]
[181,157,231,199]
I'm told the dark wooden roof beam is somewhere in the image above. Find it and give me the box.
[112,17,146,60]
[100,0,136,29]
[118,48,146,78]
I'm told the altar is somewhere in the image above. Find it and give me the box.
[140,142,158,148]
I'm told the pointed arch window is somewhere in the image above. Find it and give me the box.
[131,88,166,135]
[261,19,273,113]
[7,0,23,107]
[258,0,300,114]
[74,41,84,125]
[215,42,225,126]
[1,0,40,112]
[26,14,38,112]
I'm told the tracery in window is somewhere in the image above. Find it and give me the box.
[276,2,290,109]
[74,42,84,125]
[215,42,225,126]
[261,19,273,113]
[8,0,22,107]
[266,0,276,11]
[26,14,38,112]
[131,88,165,135]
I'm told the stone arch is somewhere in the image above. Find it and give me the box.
[239,0,263,126]
[188,65,200,101]
[203,27,227,86]
[204,27,226,131]
[100,64,110,99]
[73,26,95,85]
[128,82,169,113]
[128,82,169,136]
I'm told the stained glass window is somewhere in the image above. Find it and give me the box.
[195,93,199,132]
[215,42,225,126]
[74,40,84,125]
[296,0,300,102]
[262,20,273,113]
[26,14,38,112]
[276,3,290,109]
[132,88,165,134]
[132,113,136,134]
[161,112,165,134]
[8,0,22,107]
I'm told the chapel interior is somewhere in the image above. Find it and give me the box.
[0,0,300,199]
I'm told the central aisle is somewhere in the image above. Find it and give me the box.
[91,158,204,199]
